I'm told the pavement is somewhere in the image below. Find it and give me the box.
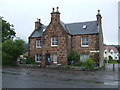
[2,64,120,88]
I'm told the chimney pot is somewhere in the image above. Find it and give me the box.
[35,18,41,30]
[38,19,40,23]
[52,8,55,12]
[51,7,60,23]
[96,10,102,25]
[56,7,59,12]
[98,10,100,13]
[37,18,41,22]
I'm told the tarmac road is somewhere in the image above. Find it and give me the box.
[2,64,120,88]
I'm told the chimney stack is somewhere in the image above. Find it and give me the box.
[35,18,41,30]
[51,7,60,24]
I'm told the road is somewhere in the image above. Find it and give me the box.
[2,64,120,88]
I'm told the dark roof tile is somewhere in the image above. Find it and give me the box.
[66,21,98,35]
[29,20,99,38]
[29,25,46,38]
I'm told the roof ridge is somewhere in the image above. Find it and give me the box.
[60,21,71,34]
[104,46,119,53]
[66,20,97,25]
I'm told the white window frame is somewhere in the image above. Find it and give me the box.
[36,40,41,48]
[51,37,58,46]
[80,54,89,62]
[53,54,58,63]
[35,54,41,62]
[81,37,89,47]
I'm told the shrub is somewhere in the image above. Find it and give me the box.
[25,57,35,64]
[90,52,99,65]
[68,51,80,65]
[81,58,96,70]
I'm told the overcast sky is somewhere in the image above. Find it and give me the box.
[0,0,119,45]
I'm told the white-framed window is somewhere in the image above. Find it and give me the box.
[81,37,89,47]
[53,54,58,63]
[105,52,107,54]
[110,52,113,54]
[115,57,117,59]
[36,40,41,48]
[80,54,89,62]
[35,54,41,62]
[51,37,58,46]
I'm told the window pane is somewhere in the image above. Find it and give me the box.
[51,37,58,46]
[52,38,55,41]
[35,54,41,62]
[55,37,58,41]
[54,42,58,45]
[80,54,89,62]
[36,40,41,48]
[81,37,88,46]
[86,38,88,45]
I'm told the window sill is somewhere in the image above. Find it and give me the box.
[81,45,89,47]
[51,45,58,47]
[54,62,57,64]
[36,47,41,48]
[35,61,41,63]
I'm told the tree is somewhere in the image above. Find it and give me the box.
[1,18,25,66]
[2,39,25,66]
[2,19,16,42]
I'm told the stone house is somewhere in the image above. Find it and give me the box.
[28,7,104,68]
[104,46,119,61]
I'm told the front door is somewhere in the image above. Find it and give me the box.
[46,54,50,65]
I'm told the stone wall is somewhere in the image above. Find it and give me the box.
[41,22,69,66]
[72,34,99,55]
[28,37,42,59]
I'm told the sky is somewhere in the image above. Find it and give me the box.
[0,0,119,45]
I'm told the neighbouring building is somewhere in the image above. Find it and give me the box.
[104,46,119,61]
[28,7,104,68]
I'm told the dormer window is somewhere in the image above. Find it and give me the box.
[82,25,87,29]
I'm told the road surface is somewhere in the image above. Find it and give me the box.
[2,64,120,88]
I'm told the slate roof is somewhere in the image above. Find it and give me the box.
[66,21,98,35]
[29,20,99,38]
[29,25,46,37]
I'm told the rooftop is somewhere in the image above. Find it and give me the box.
[29,20,99,38]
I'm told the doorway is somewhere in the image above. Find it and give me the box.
[45,54,50,65]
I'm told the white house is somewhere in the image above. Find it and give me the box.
[104,46,119,61]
